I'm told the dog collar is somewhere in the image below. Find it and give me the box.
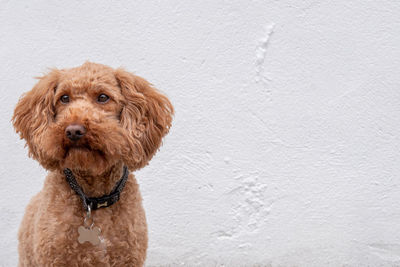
[63,166,129,211]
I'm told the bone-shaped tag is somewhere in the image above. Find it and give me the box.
[78,226,101,245]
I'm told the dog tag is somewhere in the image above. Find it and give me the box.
[78,225,101,245]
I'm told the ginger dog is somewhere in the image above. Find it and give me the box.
[12,62,173,266]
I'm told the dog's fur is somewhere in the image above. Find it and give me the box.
[12,62,173,266]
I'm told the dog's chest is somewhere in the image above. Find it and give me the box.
[32,195,144,265]
[21,175,147,266]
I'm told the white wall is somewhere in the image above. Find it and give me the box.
[1,1,400,266]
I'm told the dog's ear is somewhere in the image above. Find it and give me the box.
[12,69,59,157]
[115,68,173,170]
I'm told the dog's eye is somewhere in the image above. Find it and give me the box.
[97,94,110,103]
[60,95,70,104]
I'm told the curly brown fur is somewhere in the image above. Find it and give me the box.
[12,62,173,266]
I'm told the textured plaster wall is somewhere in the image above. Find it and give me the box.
[1,1,400,266]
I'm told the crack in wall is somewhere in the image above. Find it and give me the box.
[255,23,275,85]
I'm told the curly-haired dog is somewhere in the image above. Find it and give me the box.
[12,62,173,266]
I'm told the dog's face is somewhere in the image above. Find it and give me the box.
[13,62,173,174]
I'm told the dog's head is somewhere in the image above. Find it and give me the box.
[12,62,173,174]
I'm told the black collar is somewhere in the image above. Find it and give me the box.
[63,166,129,211]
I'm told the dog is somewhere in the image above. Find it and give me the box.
[12,62,173,266]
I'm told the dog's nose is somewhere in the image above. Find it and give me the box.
[65,124,86,141]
